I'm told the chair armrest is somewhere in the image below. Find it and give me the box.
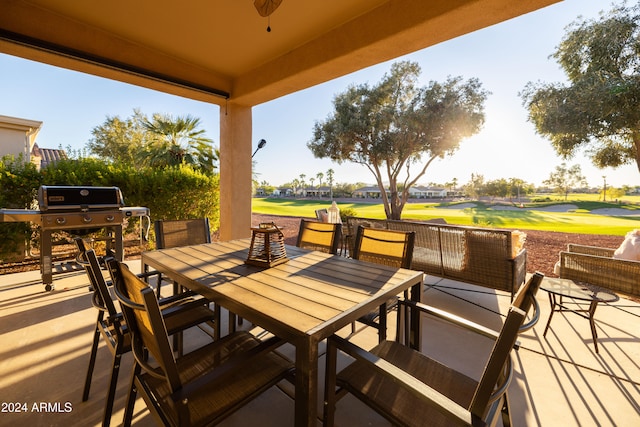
[328,335,485,427]
[397,299,529,349]
[398,299,503,342]
[90,291,109,312]
[518,296,540,333]
[136,270,163,281]
[157,290,200,307]
[158,299,199,316]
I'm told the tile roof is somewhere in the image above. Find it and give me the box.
[31,143,67,169]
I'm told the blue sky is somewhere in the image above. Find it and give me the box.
[1,0,639,189]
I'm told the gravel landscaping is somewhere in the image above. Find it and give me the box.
[0,213,625,279]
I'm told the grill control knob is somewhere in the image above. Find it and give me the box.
[106,215,115,222]
[55,217,66,225]
[82,215,93,224]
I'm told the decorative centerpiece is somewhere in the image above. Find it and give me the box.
[245,222,288,267]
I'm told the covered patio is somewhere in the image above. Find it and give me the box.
[0,0,560,240]
[1,264,639,426]
[3,1,639,425]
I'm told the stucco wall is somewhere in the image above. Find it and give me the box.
[0,115,42,161]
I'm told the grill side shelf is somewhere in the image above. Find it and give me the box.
[0,209,43,225]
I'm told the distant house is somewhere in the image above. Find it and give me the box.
[353,185,454,199]
[0,114,42,160]
[0,114,66,170]
[408,186,447,199]
[273,187,294,197]
[353,186,389,199]
[304,186,331,198]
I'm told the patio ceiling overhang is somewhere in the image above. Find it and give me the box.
[0,0,560,107]
[0,0,560,239]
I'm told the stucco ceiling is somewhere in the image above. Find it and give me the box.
[0,0,560,106]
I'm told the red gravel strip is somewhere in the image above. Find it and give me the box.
[0,214,625,279]
[252,214,625,278]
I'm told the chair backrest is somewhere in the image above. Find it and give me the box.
[296,219,342,254]
[469,272,544,418]
[352,225,415,269]
[75,236,116,265]
[74,237,90,265]
[315,209,328,222]
[109,260,182,391]
[82,246,119,318]
[155,218,211,249]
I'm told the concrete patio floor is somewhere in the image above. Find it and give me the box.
[0,262,638,426]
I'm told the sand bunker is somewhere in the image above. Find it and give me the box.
[527,204,579,212]
[490,204,578,212]
[591,208,640,216]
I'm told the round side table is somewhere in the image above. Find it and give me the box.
[541,277,618,353]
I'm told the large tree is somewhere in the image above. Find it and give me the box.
[543,162,586,200]
[308,61,488,219]
[521,2,640,175]
[88,109,147,165]
[88,110,217,173]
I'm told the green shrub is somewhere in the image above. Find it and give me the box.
[0,155,42,260]
[531,196,552,203]
[339,207,358,222]
[41,157,118,186]
[40,159,220,229]
[116,164,220,230]
[1,157,220,260]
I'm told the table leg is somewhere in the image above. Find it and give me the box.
[543,289,604,353]
[40,229,53,290]
[295,338,318,427]
[112,225,124,261]
[588,301,600,353]
[543,292,557,337]
[409,280,422,350]
[228,312,237,334]
[378,303,387,342]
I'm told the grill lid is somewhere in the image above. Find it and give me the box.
[38,186,125,211]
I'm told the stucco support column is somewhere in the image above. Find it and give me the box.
[219,102,252,241]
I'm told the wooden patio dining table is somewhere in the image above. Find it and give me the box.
[141,239,424,427]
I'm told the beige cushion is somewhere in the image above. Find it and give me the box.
[511,230,526,258]
[613,229,640,261]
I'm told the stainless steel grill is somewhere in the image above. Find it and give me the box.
[0,186,150,290]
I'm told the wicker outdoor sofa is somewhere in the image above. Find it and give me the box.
[557,244,640,298]
[345,217,527,298]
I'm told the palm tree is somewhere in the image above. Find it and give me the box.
[140,114,216,173]
[291,178,300,197]
[326,169,335,199]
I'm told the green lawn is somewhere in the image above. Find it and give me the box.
[252,197,640,236]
